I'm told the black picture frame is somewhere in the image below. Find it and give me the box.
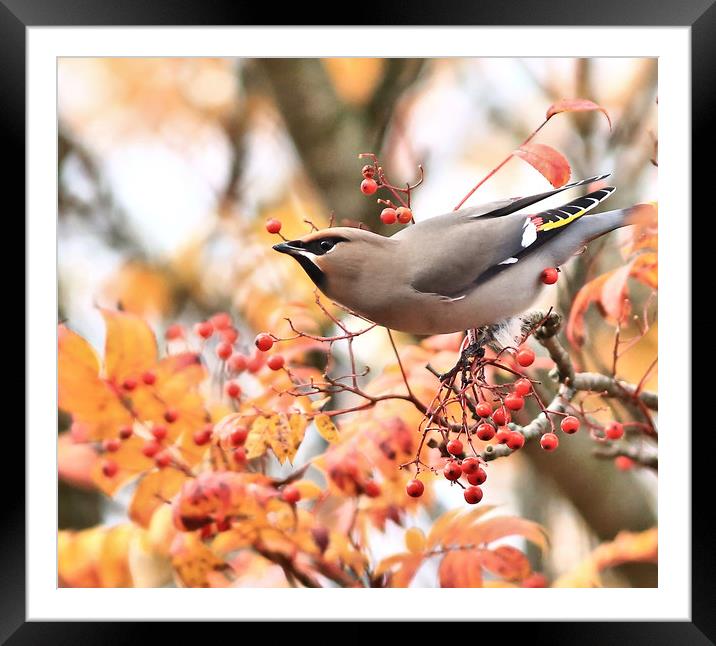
[8,0,705,640]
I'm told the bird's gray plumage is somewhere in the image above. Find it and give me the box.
[273,175,641,336]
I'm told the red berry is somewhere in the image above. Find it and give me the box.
[151,425,168,441]
[118,425,133,440]
[255,333,274,352]
[506,431,525,451]
[467,468,487,486]
[605,422,624,440]
[360,178,378,195]
[406,479,424,498]
[155,451,172,468]
[228,353,248,373]
[492,407,511,426]
[266,218,282,234]
[165,323,185,341]
[194,321,214,339]
[541,267,559,284]
[522,573,548,588]
[396,207,413,224]
[443,461,462,481]
[361,164,375,178]
[267,354,285,371]
[122,378,137,391]
[505,393,525,411]
[476,423,496,441]
[615,455,635,471]
[495,429,511,444]
[516,347,536,367]
[230,426,248,446]
[101,459,118,478]
[476,402,492,418]
[193,427,212,446]
[561,416,580,434]
[142,441,161,458]
[221,327,239,344]
[461,457,480,475]
[514,378,532,396]
[281,485,301,504]
[446,439,463,456]
[225,381,242,399]
[540,432,559,452]
[464,485,483,505]
[363,480,381,498]
[233,446,247,464]
[216,341,233,361]
[380,208,397,224]
[103,438,121,453]
[210,312,232,330]
[142,371,156,386]
[164,409,178,424]
[247,351,266,373]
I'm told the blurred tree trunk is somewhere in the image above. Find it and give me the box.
[257,58,424,224]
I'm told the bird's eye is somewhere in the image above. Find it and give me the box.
[320,240,334,252]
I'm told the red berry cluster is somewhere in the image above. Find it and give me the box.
[405,450,489,505]
[360,164,379,195]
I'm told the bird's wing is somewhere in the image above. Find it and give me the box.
[409,187,616,300]
[453,174,610,220]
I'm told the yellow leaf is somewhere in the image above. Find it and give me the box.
[58,325,133,440]
[171,533,228,588]
[405,527,426,554]
[245,416,272,459]
[129,468,187,528]
[100,308,157,383]
[291,479,323,500]
[314,414,340,443]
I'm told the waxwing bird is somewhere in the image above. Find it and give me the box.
[273,175,649,337]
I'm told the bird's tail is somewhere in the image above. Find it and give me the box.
[582,202,657,242]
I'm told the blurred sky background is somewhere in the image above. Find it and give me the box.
[58,57,658,586]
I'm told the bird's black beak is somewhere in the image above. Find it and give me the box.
[272,241,303,256]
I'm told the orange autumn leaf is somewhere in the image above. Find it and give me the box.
[567,252,658,348]
[58,324,133,440]
[91,433,156,496]
[101,308,157,384]
[513,142,571,188]
[130,467,188,528]
[438,550,483,588]
[374,553,424,588]
[405,527,427,554]
[58,525,135,588]
[546,98,612,130]
[171,532,229,588]
[553,527,657,588]
[479,545,532,582]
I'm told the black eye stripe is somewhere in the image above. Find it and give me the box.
[306,236,347,256]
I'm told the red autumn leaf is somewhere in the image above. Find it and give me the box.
[479,545,532,582]
[546,98,612,130]
[438,550,483,588]
[513,143,571,188]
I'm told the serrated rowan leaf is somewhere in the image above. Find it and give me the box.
[405,527,426,554]
[314,413,340,443]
